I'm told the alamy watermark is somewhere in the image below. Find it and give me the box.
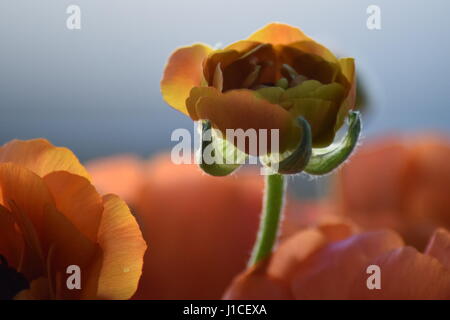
[170,124,282,175]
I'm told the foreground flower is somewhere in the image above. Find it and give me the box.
[161,24,362,281]
[162,23,356,153]
[333,134,450,249]
[224,225,450,299]
[0,139,147,299]
[87,154,301,299]
[161,23,361,179]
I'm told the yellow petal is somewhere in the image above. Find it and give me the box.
[248,23,310,45]
[0,139,91,181]
[335,58,356,131]
[43,171,103,243]
[287,98,337,147]
[185,86,220,120]
[161,44,213,115]
[93,194,147,299]
[195,89,298,154]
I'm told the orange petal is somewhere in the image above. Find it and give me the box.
[195,89,297,154]
[425,228,450,269]
[161,44,213,115]
[0,204,23,268]
[224,40,262,52]
[0,139,91,181]
[43,171,103,243]
[248,23,310,45]
[0,163,54,239]
[268,228,329,280]
[290,230,404,299]
[349,246,450,299]
[42,203,98,271]
[185,86,220,120]
[223,262,292,300]
[94,194,147,299]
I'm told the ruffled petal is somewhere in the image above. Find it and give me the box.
[349,246,450,299]
[161,44,213,115]
[425,228,450,269]
[185,86,220,120]
[0,139,91,181]
[93,194,147,299]
[290,230,404,299]
[0,204,23,268]
[43,171,103,243]
[0,163,54,239]
[195,89,298,154]
[248,23,310,45]
[223,262,292,300]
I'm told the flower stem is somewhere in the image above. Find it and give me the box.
[248,173,286,267]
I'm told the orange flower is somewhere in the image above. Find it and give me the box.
[333,134,450,249]
[224,225,450,299]
[87,154,302,299]
[161,23,356,154]
[0,139,147,300]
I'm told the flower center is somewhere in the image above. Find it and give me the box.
[0,254,30,300]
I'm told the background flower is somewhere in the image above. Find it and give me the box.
[0,139,146,300]
[224,225,450,300]
[88,154,302,299]
[161,23,356,154]
[332,134,450,249]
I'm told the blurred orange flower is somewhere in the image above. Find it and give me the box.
[161,23,356,154]
[0,139,146,300]
[224,225,450,300]
[334,134,450,249]
[88,154,301,299]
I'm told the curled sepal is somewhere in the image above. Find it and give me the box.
[260,117,312,175]
[197,120,246,176]
[304,111,361,175]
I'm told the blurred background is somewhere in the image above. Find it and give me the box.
[1,0,449,197]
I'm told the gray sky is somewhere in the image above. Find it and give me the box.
[1,0,449,160]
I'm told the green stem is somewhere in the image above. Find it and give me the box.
[248,173,286,267]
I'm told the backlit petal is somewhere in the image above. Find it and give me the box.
[94,194,147,300]
[349,246,450,299]
[0,139,91,181]
[195,90,298,154]
[161,44,213,115]
[248,23,310,45]
[44,171,103,243]
[425,228,450,269]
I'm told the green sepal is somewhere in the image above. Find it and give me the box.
[261,117,312,175]
[304,111,361,175]
[197,120,245,176]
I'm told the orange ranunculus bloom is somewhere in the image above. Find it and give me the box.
[87,154,301,299]
[224,224,450,300]
[161,23,356,154]
[0,139,147,300]
[333,134,450,249]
